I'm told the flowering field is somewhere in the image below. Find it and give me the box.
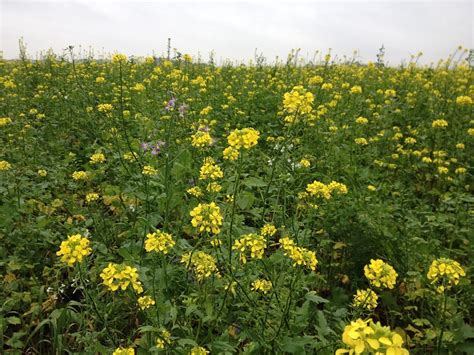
[0,51,473,354]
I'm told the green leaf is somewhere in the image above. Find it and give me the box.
[305,291,329,304]
[243,177,267,188]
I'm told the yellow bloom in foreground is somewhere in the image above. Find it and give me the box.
[97,103,113,112]
[137,295,155,310]
[279,237,318,271]
[455,95,472,105]
[199,157,223,180]
[142,165,158,176]
[355,116,368,125]
[191,130,213,148]
[113,347,135,355]
[181,250,220,281]
[145,230,175,254]
[432,119,448,128]
[0,160,12,171]
[251,279,273,294]
[90,153,106,164]
[364,259,398,289]
[72,170,89,181]
[112,53,128,63]
[190,202,223,234]
[223,146,239,161]
[260,223,277,237]
[100,263,143,293]
[427,257,465,293]
[353,289,378,310]
[190,346,209,355]
[38,169,48,177]
[156,329,171,349]
[233,234,267,263]
[85,192,100,203]
[227,127,260,150]
[0,117,12,126]
[56,234,92,266]
[355,137,368,146]
[282,85,314,115]
[336,318,408,355]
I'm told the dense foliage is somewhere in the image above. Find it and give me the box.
[0,50,473,354]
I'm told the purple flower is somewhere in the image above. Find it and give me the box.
[178,104,188,117]
[141,142,149,151]
[165,97,176,111]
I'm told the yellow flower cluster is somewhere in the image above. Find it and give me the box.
[232,233,267,263]
[190,346,209,355]
[156,329,171,349]
[336,318,408,355]
[144,230,175,254]
[355,137,369,146]
[112,53,128,63]
[72,170,89,181]
[227,127,260,150]
[0,160,12,171]
[0,117,12,126]
[364,259,398,289]
[199,157,223,180]
[223,146,239,161]
[112,347,135,355]
[85,192,99,203]
[190,202,223,234]
[455,95,472,105]
[191,130,213,148]
[432,119,448,128]
[181,251,220,281]
[251,279,273,294]
[299,158,311,168]
[260,223,277,237]
[38,169,47,177]
[279,237,318,271]
[352,289,378,311]
[90,152,106,164]
[283,85,314,114]
[187,186,203,197]
[100,263,143,293]
[137,295,155,310]
[427,257,466,293]
[306,180,348,199]
[56,234,92,266]
[97,103,113,112]
[142,165,158,176]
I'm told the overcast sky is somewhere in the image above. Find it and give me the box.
[1,0,472,64]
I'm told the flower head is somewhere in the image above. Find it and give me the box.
[56,234,92,266]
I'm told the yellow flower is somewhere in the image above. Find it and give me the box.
[100,263,143,293]
[223,146,239,161]
[355,137,368,146]
[85,192,99,203]
[227,128,260,149]
[279,237,318,271]
[191,130,213,148]
[367,185,376,191]
[455,167,466,174]
[56,234,92,266]
[432,119,448,128]
[190,202,223,234]
[145,230,175,254]
[90,153,106,164]
[132,83,145,92]
[355,116,368,125]
[455,95,472,105]
[156,329,171,349]
[206,182,222,192]
[37,169,47,177]
[306,180,347,199]
[72,170,89,181]
[455,143,465,150]
[260,224,277,237]
[113,347,135,355]
[0,160,12,171]
[187,186,203,197]
[0,117,12,126]
[233,234,267,263]
[350,85,362,94]
[142,165,158,176]
[353,289,378,310]
[282,85,314,115]
[427,257,465,293]
[437,166,449,174]
[299,158,311,168]
[181,250,220,281]
[112,53,128,63]
[251,279,272,294]
[97,103,113,112]
[364,259,398,289]
[199,157,223,180]
[189,346,209,355]
[137,295,155,310]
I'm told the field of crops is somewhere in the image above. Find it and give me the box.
[0,50,473,354]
